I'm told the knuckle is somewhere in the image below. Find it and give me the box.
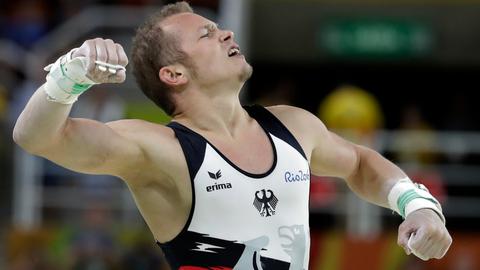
[116,43,126,53]
[118,54,128,66]
[116,44,126,54]
[119,55,128,64]
[396,234,402,243]
[398,222,407,232]
[443,234,452,247]
[119,58,128,66]
[82,41,94,51]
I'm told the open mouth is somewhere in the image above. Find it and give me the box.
[228,46,241,57]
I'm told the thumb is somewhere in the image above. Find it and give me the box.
[398,223,415,255]
[407,228,431,261]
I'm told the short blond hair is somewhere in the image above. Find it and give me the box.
[131,1,195,116]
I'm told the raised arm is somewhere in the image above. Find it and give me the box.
[13,38,143,177]
[268,105,452,261]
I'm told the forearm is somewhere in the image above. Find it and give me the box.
[345,145,407,208]
[13,84,73,153]
[347,145,451,260]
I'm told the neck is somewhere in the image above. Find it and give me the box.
[173,86,250,137]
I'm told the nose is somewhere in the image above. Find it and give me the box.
[219,30,234,42]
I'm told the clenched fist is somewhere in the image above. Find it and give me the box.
[72,38,128,84]
[398,208,452,260]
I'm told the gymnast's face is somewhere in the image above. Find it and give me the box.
[161,12,252,90]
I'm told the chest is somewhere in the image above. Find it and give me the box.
[206,127,275,174]
[191,135,310,224]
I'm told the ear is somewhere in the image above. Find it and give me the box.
[159,65,188,87]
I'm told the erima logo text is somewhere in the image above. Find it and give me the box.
[206,170,232,192]
[206,182,233,192]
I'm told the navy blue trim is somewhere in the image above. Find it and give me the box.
[167,122,206,181]
[243,105,308,160]
[168,121,278,179]
[158,242,181,269]
[206,126,277,179]
[157,122,206,245]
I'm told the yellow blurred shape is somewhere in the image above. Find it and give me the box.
[318,85,383,132]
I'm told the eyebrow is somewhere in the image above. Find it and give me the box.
[198,23,219,32]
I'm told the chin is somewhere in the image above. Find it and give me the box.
[238,63,253,82]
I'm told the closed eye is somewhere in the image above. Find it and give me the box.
[200,32,211,39]
[199,23,218,39]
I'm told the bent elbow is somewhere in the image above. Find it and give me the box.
[12,123,57,156]
[12,124,29,149]
[12,127,40,155]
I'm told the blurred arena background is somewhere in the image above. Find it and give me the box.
[1,0,480,269]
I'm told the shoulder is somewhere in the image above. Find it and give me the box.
[266,104,313,119]
[106,119,179,153]
[105,119,185,180]
[264,105,329,159]
[106,119,176,143]
[107,118,169,132]
[265,105,328,134]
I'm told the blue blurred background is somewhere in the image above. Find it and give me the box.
[1,0,479,269]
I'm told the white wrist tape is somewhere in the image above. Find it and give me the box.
[388,178,445,224]
[43,49,96,104]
